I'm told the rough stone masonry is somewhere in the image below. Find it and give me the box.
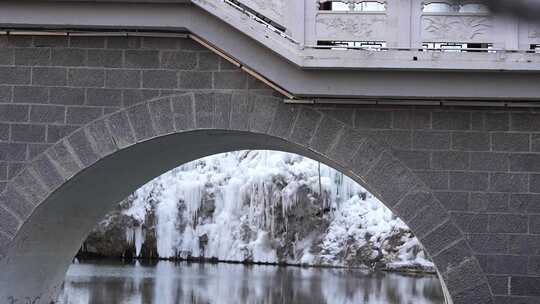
[0,35,540,304]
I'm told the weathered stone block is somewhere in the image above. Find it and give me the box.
[148,97,175,135]
[349,137,384,177]
[0,67,30,85]
[30,153,65,191]
[528,256,540,275]
[0,49,13,66]
[13,86,48,104]
[0,143,27,161]
[327,128,367,167]
[171,93,196,131]
[444,258,487,295]
[0,86,12,103]
[420,219,462,256]
[66,106,102,125]
[510,154,540,173]
[487,276,509,295]
[85,119,117,157]
[142,37,178,50]
[0,185,34,222]
[125,50,159,68]
[249,94,279,134]
[489,214,528,233]
[452,132,490,151]
[87,88,122,107]
[413,130,450,150]
[468,234,509,254]
[470,193,509,212]
[87,49,122,68]
[451,212,489,233]
[435,191,468,211]
[179,71,212,89]
[68,68,104,87]
[511,276,540,296]
[12,168,48,208]
[32,67,67,86]
[511,113,540,132]
[30,105,65,124]
[46,140,83,179]
[484,112,510,131]
[432,151,469,170]
[161,51,197,70]
[105,70,140,88]
[49,87,85,105]
[531,215,540,235]
[393,150,430,170]
[28,143,51,159]
[392,110,431,129]
[14,48,50,66]
[450,172,488,191]
[355,110,391,129]
[143,70,177,89]
[408,201,449,238]
[489,173,528,193]
[0,104,29,123]
[432,239,473,273]
[288,108,322,146]
[309,116,343,155]
[371,129,412,150]
[0,124,8,142]
[451,283,494,304]
[11,124,46,143]
[492,133,530,152]
[365,153,421,207]
[414,170,449,190]
[486,255,528,275]
[69,36,105,48]
[46,125,78,144]
[194,93,215,129]
[66,129,100,167]
[394,189,434,222]
[51,49,87,66]
[470,152,509,172]
[126,103,156,142]
[0,205,22,236]
[510,194,540,213]
[198,52,219,71]
[433,111,471,130]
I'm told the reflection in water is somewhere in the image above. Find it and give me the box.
[58,260,445,304]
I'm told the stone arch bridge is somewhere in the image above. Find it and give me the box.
[0,1,539,304]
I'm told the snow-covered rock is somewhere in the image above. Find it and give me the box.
[80,151,434,272]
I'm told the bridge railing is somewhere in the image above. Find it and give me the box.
[192,0,540,70]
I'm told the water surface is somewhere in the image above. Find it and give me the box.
[58,260,444,304]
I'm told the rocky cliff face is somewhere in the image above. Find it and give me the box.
[80,151,433,272]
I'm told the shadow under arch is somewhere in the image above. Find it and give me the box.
[0,92,492,304]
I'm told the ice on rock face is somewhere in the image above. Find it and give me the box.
[115,150,433,270]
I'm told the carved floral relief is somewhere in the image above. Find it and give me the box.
[316,14,387,41]
[421,16,492,42]
[529,26,540,39]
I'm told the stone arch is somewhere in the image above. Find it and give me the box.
[0,92,492,304]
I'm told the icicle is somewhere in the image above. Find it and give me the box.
[134,225,144,257]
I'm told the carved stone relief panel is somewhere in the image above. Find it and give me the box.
[316,13,387,41]
[238,0,285,25]
[421,15,492,42]
[529,25,540,41]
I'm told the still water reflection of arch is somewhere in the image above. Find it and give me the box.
[58,260,445,304]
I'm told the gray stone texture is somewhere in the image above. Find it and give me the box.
[2,35,540,303]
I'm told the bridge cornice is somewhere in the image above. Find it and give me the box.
[0,1,538,101]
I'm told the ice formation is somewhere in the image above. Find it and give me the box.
[87,150,432,270]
